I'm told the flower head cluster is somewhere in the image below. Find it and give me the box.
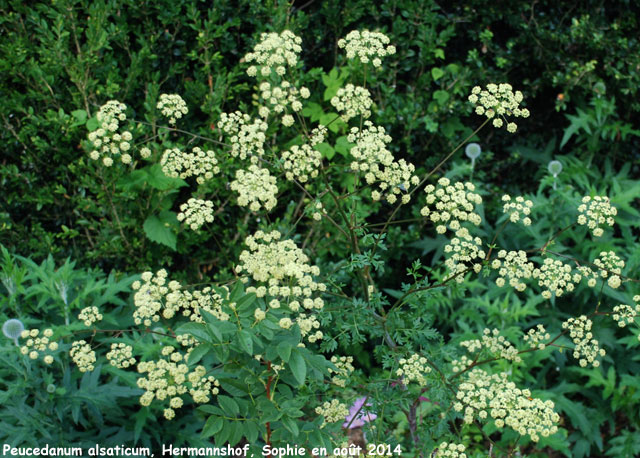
[468,84,529,133]
[310,125,327,146]
[444,229,486,281]
[137,347,220,420]
[310,201,327,221]
[329,356,355,387]
[161,147,220,184]
[593,251,625,289]
[245,31,302,77]
[315,399,349,426]
[533,258,580,299]
[348,122,419,204]
[396,353,432,386]
[421,178,482,234]
[230,165,278,212]
[611,299,639,328]
[331,84,372,122]
[562,315,606,367]
[524,324,551,350]
[460,328,521,363]
[282,144,322,182]
[435,443,467,458]
[502,195,533,226]
[491,250,534,292]
[236,231,326,341]
[70,340,96,372]
[87,101,134,166]
[157,94,188,125]
[338,30,396,66]
[218,112,268,162]
[106,343,136,369]
[577,196,617,237]
[78,306,103,327]
[20,328,57,363]
[177,198,215,231]
[454,368,559,442]
[164,284,231,324]
[132,269,170,326]
[258,81,309,122]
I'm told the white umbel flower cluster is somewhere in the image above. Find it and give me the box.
[331,84,373,122]
[532,258,580,299]
[236,230,326,341]
[347,122,419,204]
[137,349,220,420]
[468,83,530,133]
[310,125,327,146]
[329,356,355,387]
[524,324,551,350]
[502,195,533,226]
[70,340,96,372]
[315,399,349,426]
[230,165,278,212]
[595,251,625,289]
[131,269,169,327]
[177,198,215,230]
[164,284,231,323]
[245,30,302,77]
[19,328,57,362]
[491,250,534,292]
[218,112,268,162]
[282,144,322,182]
[435,443,467,458]
[106,343,136,368]
[611,298,639,328]
[562,315,606,367]
[258,81,309,123]
[161,147,220,184]
[444,228,486,281]
[421,178,483,234]
[87,100,134,166]
[338,30,396,66]
[460,328,521,363]
[396,353,432,386]
[577,196,617,237]
[454,368,559,442]
[157,94,188,125]
[78,306,103,327]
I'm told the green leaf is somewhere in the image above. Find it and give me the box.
[238,329,253,355]
[315,143,335,160]
[289,350,306,386]
[334,136,352,157]
[281,416,299,437]
[143,211,178,250]
[188,343,210,365]
[86,117,99,131]
[175,322,211,343]
[433,90,450,105]
[218,395,239,416]
[146,164,188,190]
[277,341,292,362]
[202,416,223,438]
[431,67,445,81]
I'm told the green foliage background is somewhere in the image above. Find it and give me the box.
[1,0,639,457]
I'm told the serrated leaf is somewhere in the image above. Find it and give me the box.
[202,416,223,438]
[238,329,253,355]
[218,395,239,416]
[188,343,210,365]
[315,143,335,160]
[143,212,178,250]
[277,341,292,362]
[146,164,188,190]
[289,350,306,386]
[281,416,299,437]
